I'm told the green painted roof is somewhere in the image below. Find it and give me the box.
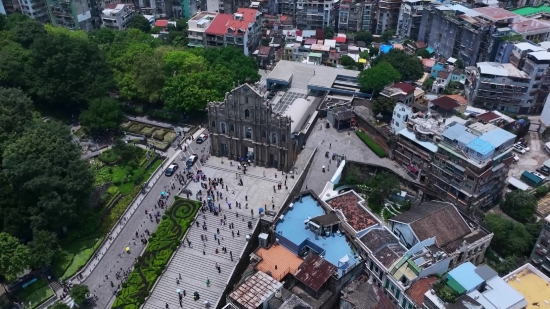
[512,5,550,16]
[446,276,466,294]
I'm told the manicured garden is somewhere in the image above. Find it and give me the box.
[52,142,162,279]
[112,198,200,309]
[121,121,178,151]
[15,278,54,309]
[356,130,387,158]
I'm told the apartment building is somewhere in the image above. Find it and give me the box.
[529,214,550,275]
[187,11,217,46]
[380,82,416,104]
[361,1,375,32]
[397,0,429,41]
[470,45,550,114]
[19,0,49,23]
[1,0,20,14]
[46,0,92,31]
[296,0,336,29]
[189,8,261,55]
[101,3,134,30]
[377,0,402,35]
[338,0,363,32]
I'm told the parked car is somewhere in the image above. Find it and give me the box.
[536,166,550,176]
[165,163,179,176]
[515,142,530,152]
[186,155,198,166]
[513,154,520,162]
[513,144,526,154]
[196,133,209,144]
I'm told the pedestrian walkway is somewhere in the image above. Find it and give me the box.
[144,211,258,309]
[126,116,175,129]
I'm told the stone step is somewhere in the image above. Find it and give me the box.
[202,164,280,183]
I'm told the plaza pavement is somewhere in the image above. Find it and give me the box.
[143,141,301,309]
[301,118,416,195]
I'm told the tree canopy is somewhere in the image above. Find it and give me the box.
[0,88,34,155]
[71,284,90,305]
[485,214,532,257]
[371,49,424,81]
[126,15,151,33]
[27,229,58,268]
[416,48,431,58]
[372,96,397,117]
[80,98,124,134]
[359,61,401,93]
[0,232,31,282]
[2,121,94,233]
[366,172,399,205]
[500,190,537,223]
[355,30,373,45]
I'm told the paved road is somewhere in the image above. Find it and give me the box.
[80,130,205,309]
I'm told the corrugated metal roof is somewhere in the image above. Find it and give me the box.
[442,123,477,145]
[229,271,283,309]
[478,128,515,148]
[467,138,495,156]
[295,254,337,291]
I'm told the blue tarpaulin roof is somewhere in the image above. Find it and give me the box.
[426,47,434,53]
[380,44,393,53]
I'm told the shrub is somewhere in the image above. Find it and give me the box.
[535,186,548,198]
[122,283,128,288]
[162,215,167,219]
[355,130,387,158]
[170,244,177,251]
[151,233,156,238]
[99,149,119,164]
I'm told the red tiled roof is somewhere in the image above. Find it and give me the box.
[258,46,271,56]
[431,96,460,111]
[205,14,233,36]
[280,15,289,21]
[236,7,258,22]
[155,20,168,27]
[327,192,378,232]
[316,29,325,39]
[295,254,337,291]
[304,38,317,45]
[335,36,346,43]
[477,111,500,122]
[392,82,415,95]
[437,71,450,79]
[415,41,426,49]
[296,30,303,36]
[422,58,436,68]
[406,277,438,306]
[226,19,249,35]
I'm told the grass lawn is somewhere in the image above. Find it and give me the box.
[52,237,103,280]
[16,278,54,309]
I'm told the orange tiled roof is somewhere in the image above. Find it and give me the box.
[327,192,378,232]
[236,7,258,22]
[226,19,249,35]
[256,245,303,280]
[406,277,438,306]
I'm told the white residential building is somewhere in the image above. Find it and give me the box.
[101,3,134,30]
[187,11,217,47]
[19,0,49,23]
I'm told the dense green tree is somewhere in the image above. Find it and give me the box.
[340,55,356,67]
[28,34,113,109]
[0,42,32,89]
[162,72,221,112]
[112,139,139,162]
[203,47,260,84]
[80,98,124,134]
[455,59,464,69]
[369,47,379,57]
[416,48,431,58]
[70,284,90,305]
[359,51,369,60]
[166,30,188,47]
[2,121,94,232]
[372,96,397,117]
[0,88,34,155]
[11,20,47,48]
[485,214,532,257]
[0,173,24,239]
[358,61,400,93]
[0,232,31,282]
[44,24,87,40]
[500,190,537,223]
[132,52,165,103]
[27,230,58,268]
[3,13,30,30]
[366,172,399,205]
[175,18,188,31]
[88,28,117,48]
[261,38,269,46]
[163,50,208,75]
[324,27,335,39]
[372,49,423,81]
[355,30,373,45]
[126,15,151,33]
[381,30,394,44]
[495,255,518,276]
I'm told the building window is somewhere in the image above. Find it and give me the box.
[245,109,250,119]
[220,122,226,134]
[230,124,234,133]
[262,130,267,138]
[282,134,286,142]
[211,121,216,128]
[271,133,278,144]
[245,126,252,139]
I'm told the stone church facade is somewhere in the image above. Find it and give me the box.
[207,84,296,171]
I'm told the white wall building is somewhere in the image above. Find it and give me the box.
[101,3,134,30]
